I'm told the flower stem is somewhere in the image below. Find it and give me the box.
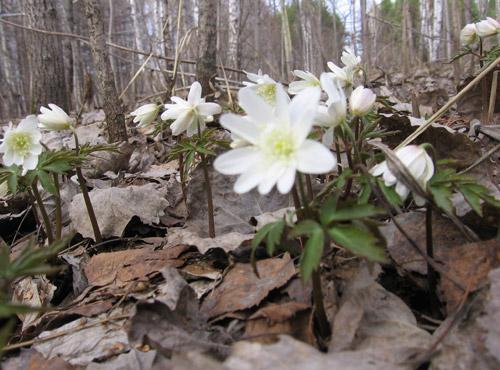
[305,175,314,201]
[31,181,54,244]
[197,120,215,238]
[312,269,331,342]
[178,152,187,206]
[73,131,102,243]
[52,173,62,240]
[334,139,342,175]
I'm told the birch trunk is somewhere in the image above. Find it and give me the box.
[227,0,240,70]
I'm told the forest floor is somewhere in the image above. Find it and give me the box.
[1,64,500,370]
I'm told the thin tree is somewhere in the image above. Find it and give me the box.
[196,0,218,95]
[23,0,68,112]
[83,0,127,143]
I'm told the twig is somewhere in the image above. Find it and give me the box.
[459,142,500,175]
[119,51,154,100]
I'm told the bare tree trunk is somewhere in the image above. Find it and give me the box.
[227,0,240,72]
[23,0,68,112]
[361,0,370,68]
[83,0,127,143]
[299,0,313,72]
[60,0,74,110]
[196,0,218,96]
[402,0,410,74]
[280,0,293,78]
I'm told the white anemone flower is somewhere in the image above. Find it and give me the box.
[131,103,160,127]
[370,145,434,206]
[214,84,336,195]
[340,48,361,70]
[241,69,278,105]
[349,86,376,117]
[315,73,347,147]
[475,17,500,38]
[288,70,320,95]
[38,104,73,131]
[460,23,478,46]
[161,81,222,137]
[0,115,42,175]
[326,62,354,89]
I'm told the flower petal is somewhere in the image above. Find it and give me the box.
[238,87,274,124]
[214,147,261,175]
[257,162,286,194]
[197,102,221,116]
[234,164,267,194]
[277,165,296,194]
[220,113,260,145]
[170,112,193,136]
[289,87,320,143]
[295,139,336,174]
[188,82,202,105]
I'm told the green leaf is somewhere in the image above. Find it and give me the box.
[328,223,387,263]
[321,203,385,225]
[7,172,17,195]
[37,171,56,195]
[250,221,282,276]
[377,179,402,207]
[291,220,324,283]
[429,184,454,214]
[265,219,285,256]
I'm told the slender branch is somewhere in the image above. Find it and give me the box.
[31,181,54,244]
[73,132,103,243]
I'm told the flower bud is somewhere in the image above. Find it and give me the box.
[476,17,500,38]
[130,103,160,127]
[349,86,376,116]
[38,104,72,131]
[460,23,478,46]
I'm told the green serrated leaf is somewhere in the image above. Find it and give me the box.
[37,171,56,195]
[265,219,285,256]
[457,184,483,216]
[322,203,384,225]
[293,220,324,283]
[328,223,387,263]
[429,184,454,215]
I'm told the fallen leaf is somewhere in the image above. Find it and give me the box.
[165,228,252,254]
[33,309,130,366]
[439,239,500,313]
[224,335,407,370]
[186,165,290,237]
[381,211,468,275]
[201,254,296,318]
[83,247,184,287]
[1,348,75,370]
[69,184,169,239]
[86,348,157,370]
[244,302,315,346]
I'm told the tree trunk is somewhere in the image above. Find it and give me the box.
[227,0,240,71]
[361,0,370,68]
[83,0,127,143]
[280,0,293,78]
[196,0,218,96]
[23,0,68,112]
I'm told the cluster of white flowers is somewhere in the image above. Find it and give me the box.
[0,104,74,175]
[130,81,222,137]
[460,17,500,47]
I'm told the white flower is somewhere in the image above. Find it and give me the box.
[327,62,354,89]
[340,48,361,70]
[0,116,42,175]
[475,17,500,38]
[460,23,478,46]
[131,103,160,127]
[38,104,72,131]
[349,86,376,117]
[160,81,221,137]
[370,145,434,206]
[288,70,320,95]
[214,84,336,195]
[241,69,278,105]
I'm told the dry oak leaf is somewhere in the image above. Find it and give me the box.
[83,246,186,287]
[201,254,296,318]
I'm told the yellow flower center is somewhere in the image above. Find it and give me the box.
[257,83,276,104]
[7,132,32,156]
[263,129,296,160]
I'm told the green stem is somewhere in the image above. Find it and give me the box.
[31,181,54,244]
[197,120,215,238]
[305,174,314,201]
[52,173,62,240]
[178,152,187,206]
[73,131,102,243]
[334,139,342,175]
